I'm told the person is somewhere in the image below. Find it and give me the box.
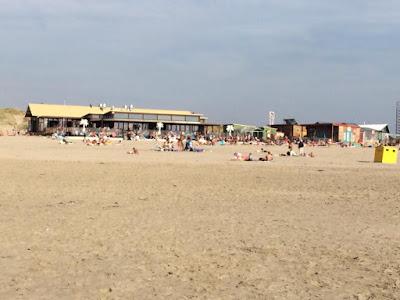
[127,147,139,155]
[259,151,273,161]
[298,139,305,156]
[185,136,194,151]
[233,152,252,161]
[176,137,184,151]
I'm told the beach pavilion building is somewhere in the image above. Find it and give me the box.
[25,103,215,135]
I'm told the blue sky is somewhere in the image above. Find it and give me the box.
[1,0,399,128]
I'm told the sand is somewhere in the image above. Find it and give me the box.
[0,136,399,299]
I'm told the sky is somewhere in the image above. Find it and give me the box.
[1,0,400,128]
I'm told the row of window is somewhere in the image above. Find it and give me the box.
[107,113,200,123]
[165,124,199,132]
[40,118,80,128]
[112,122,150,131]
[110,122,200,132]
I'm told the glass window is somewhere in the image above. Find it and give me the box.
[186,116,199,122]
[114,113,129,119]
[130,113,143,120]
[172,115,185,121]
[143,114,157,120]
[48,119,59,128]
[158,115,172,121]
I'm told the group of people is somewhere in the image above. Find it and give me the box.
[157,134,205,152]
[85,137,113,146]
[279,140,315,157]
[232,140,316,162]
[233,150,274,162]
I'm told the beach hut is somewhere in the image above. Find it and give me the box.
[257,126,277,140]
[338,123,361,144]
[303,122,360,143]
[224,124,258,136]
[359,124,390,145]
[272,119,306,140]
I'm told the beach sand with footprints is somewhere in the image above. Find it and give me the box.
[0,136,399,299]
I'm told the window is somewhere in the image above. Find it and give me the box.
[144,114,157,120]
[186,116,199,122]
[172,115,185,122]
[158,114,171,121]
[130,113,143,120]
[48,119,59,128]
[114,113,129,119]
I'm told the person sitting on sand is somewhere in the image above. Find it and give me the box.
[185,136,194,151]
[127,147,139,155]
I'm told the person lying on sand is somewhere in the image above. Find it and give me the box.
[127,147,139,155]
[280,149,297,156]
[232,152,253,161]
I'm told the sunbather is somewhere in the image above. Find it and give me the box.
[127,147,139,155]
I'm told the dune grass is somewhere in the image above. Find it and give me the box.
[0,108,27,130]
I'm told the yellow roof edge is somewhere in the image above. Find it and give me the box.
[26,103,204,118]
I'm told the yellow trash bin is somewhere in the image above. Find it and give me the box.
[374,146,398,164]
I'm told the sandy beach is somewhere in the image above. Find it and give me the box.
[0,136,399,299]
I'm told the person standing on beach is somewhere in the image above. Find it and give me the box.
[298,139,305,156]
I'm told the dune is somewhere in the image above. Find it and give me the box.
[0,108,27,134]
